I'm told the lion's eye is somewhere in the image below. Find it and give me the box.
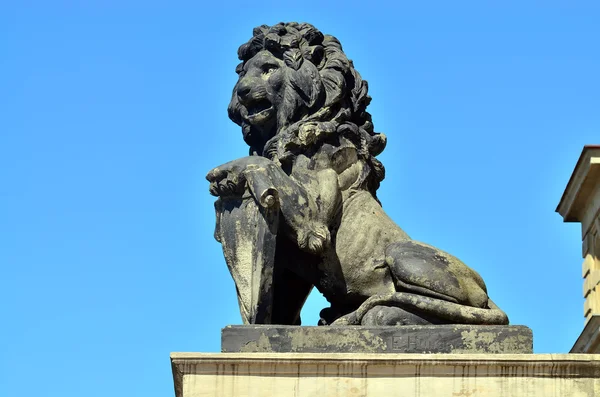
[263,65,278,74]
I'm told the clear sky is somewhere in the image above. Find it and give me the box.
[1,1,599,396]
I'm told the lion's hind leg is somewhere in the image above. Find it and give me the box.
[385,240,489,309]
[331,292,509,326]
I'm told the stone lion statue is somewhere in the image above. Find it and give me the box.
[208,22,508,326]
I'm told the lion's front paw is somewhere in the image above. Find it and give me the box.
[207,169,246,198]
[206,157,274,198]
[206,162,248,198]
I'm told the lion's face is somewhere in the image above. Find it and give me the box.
[230,51,284,148]
[228,50,325,154]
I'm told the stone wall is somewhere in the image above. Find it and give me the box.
[171,352,600,397]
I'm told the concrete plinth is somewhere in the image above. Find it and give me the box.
[170,352,600,397]
[222,325,533,354]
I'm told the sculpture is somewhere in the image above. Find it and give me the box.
[207,22,508,327]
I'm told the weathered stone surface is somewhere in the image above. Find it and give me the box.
[222,325,533,354]
[207,22,510,329]
[171,352,600,397]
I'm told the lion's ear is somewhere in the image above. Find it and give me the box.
[288,61,325,111]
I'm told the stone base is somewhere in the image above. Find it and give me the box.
[171,352,600,397]
[222,325,533,354]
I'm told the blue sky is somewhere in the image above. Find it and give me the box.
[1,1,599,396]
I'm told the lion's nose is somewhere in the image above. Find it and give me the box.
[236,81,252,102]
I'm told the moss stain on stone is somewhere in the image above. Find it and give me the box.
[287,329,387,352]
[240,333,272,352]
[450,329,529,354]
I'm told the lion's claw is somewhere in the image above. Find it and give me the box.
[206,157,272,197]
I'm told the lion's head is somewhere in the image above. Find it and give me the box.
[228,22,387,195]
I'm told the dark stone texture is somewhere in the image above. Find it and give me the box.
[222,325,533,354]
[207,22,512,330]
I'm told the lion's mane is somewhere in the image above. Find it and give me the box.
[228,22,388,196]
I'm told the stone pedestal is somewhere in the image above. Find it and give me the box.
[170,352,600,397]
[222,325,533,354]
